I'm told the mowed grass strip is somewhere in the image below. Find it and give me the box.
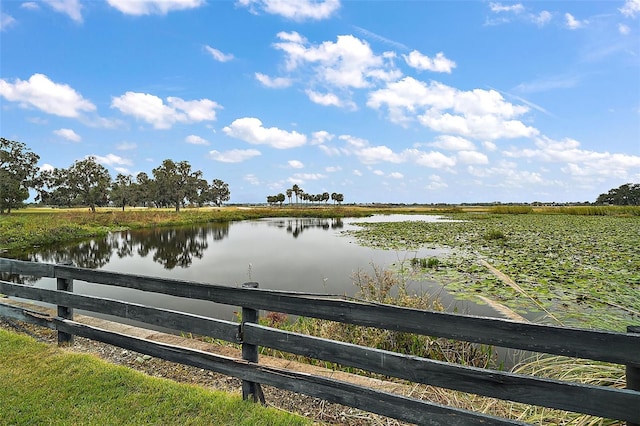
[0,329,310,426]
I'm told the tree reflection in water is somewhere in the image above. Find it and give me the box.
[4,217,346,282]
[270,218,343,238]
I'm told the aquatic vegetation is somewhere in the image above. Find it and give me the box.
[347,213,640,331]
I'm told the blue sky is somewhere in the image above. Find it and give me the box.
[1,0,639,204]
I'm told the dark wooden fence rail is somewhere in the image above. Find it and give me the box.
[0,258,638,426]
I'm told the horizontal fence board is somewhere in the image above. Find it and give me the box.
[5,261,640,365]
[0,258,54,278]
[0,281,239,343]
[244,324,640,423]
[0,302,56,329]
[53,319,525,426]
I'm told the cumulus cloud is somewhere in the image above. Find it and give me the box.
[237,0,340,21]
[185,135,209,145]
[306,90,355,109]
[223,117,306,149]
[204,45,234,62]
[619,24,631,35]
[290,172,326,181]
[107,0,205,15]
[403,50,456,73]
[94,153,133,166]
[288,160,304,168]
[255,73,292,88]
[457,150,489,165]
[620,0,640,17]
[43,0,83,22]
[504,136,640,180]
[565,13,587,30]
[111,92,221,129]
[53,128,81,142]
[209,148,261,163]
[428,135,476,151]
[0,73,96,118]
[310,130,334,145]
[273,31,401,90]
[368,77,537,140]
[532,10,552,26]
[388,172,404,179]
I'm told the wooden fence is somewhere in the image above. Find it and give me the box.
[0,258,638,426]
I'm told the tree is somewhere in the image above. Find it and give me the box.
[596,183,640,205]
[276,192,285,206]
[67,157,112,212]
[37,167,75,207]
[152,159,201,212]
[209,179,230,207]
[133,172,155,207]
[335,193,344,205]
[0,138,40,214]
[322,192,330,204]
[331,192,337,205]
[286,188,293,205]
[110,173,133,211]
[291,184,300,204]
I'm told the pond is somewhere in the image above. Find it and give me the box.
[5,215,498,324]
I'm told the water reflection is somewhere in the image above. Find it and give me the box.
[268,218,343,238]
[17,222,231,271]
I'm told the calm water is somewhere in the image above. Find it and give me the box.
[6,215,496,323]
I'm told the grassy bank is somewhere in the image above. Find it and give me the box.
[0,328,309,426]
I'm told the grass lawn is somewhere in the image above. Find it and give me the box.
[0,328,310,426]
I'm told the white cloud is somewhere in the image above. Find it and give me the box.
[483,141,498,151]
[107,0,205,15]
[403,50,456,73]
[409,150,457,169]
[40,163,55,173]
[620,0,640,17]
[532,10,552,26]
[21,2,40,10]
[325,166,341,172]
[43,0,83,22]
[373,169,385,176]
[291,172,326,181]
[457,150,489,165]
[53,128,81,142]
[489,2,524,13]
[504,136,640,180]
[368,77,537,140]
[310,130,334,145]
[255,73,292,88]
[388,172,404,179]
[93,153,133,166]
[111,92,221,129]
[237,0,340,21]
[0,73,96,118]
[288,160,304,168]
[1,13,17,31]
[273,31,401,90]
[223,117,307,149]
[204,45,234,62]
[514,74,580,93]
[209,149,261,163]
[353,169,362,176]
[185,135,209,145]
[306,90,355,109]
[565,13,587,30]
[428,135,476,151]
[426,174,448,190]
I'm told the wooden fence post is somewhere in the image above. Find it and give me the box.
[56,261,74,346]
[241,282,264,403]
[627,325,640,426]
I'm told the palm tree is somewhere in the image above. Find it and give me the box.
[331,192,337,205]
[286,188,292,205]
[292,184,300,204]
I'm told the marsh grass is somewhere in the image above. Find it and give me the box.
[0,329,309,426]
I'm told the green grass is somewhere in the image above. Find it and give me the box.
[0,329,310,426]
